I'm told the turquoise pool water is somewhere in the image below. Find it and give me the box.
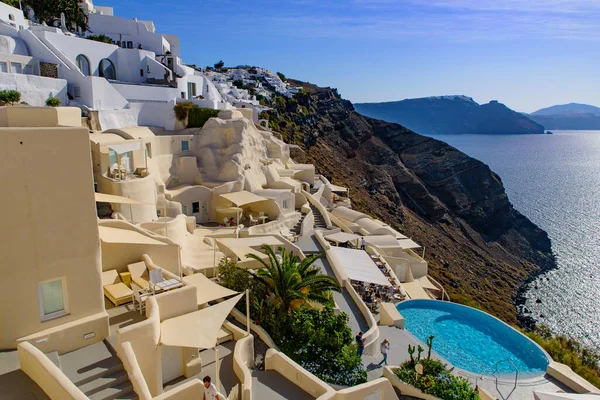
[396,300,550,376]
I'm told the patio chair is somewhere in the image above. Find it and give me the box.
[128,261,150,290]
[223,217,229,226]
[102,270,133,306]
[249,214,258,225]
[131,283,149,315]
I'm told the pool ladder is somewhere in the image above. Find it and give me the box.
[492,358,519,400]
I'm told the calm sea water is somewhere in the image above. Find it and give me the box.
[428,131,600,349]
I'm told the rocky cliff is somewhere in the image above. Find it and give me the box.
[354,96,545,135]
[528,103,600,130]
[264,81,555,325]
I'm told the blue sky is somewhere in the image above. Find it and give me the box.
[100,0,600,112]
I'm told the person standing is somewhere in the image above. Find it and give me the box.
[378,339,390,366]
[355,331,365,356]
[361,236,366,250]
[203,376,225,400]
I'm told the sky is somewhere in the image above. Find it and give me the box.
[99,0,600,113]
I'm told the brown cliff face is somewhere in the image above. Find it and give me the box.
[267,80,554,325]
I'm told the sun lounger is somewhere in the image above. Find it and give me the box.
[102,270,133,306]
[128,261,150,290]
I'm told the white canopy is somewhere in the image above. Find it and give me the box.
[218,191,268,207]
[328,184,347,193]
[108,141,144,154]
[95,192,146,205]
[329,247,391,286]
[324,232,361,244]
[534,392,600,400]
[182,273,239,306]
[160,293,244,349]
[397,238,421,249]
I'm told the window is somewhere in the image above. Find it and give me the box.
[76,54,90,76]
[181,92,185,99]
[187,82,196,99]
[283,199,289,209]
[127,41,133,49]
[38,277,69,321]
[202,202,209,215]
[157,209,162,217]
[108,148,118,167]
[181,140,189,151]
[140,68,144,77]
[8,14,14,21]
[0,62,7,73]
[98,58,116,80]
[10,62,21,74]
[192,202,200,214]
[182,205,188,215]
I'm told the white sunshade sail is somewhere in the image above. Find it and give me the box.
[160,293,244,349]
[328,184,347,192]
[402,281,431,300]
[534,392,600,400]
[329,247,391,287]
[182,273,239,306]
[108,141,144,154]
[218,191,268,207]
[324,232,361,244]
[95,192,146,205]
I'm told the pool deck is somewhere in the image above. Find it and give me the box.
[362,326,571,399]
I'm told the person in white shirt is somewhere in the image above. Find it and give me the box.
[203,375,225,400]
[360,237,366,250]
[378,338,390,366]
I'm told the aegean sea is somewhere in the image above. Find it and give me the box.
[429,130,600,349]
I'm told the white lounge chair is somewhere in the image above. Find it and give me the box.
[249,214,258,225]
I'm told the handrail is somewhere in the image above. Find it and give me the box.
[493,358,519,400]
[427,275,449,301]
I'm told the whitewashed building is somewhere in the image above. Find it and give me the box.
[0,1,228,130]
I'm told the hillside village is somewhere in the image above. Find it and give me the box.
[0,1,598,400]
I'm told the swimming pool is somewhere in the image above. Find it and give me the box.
[396,300,550,376]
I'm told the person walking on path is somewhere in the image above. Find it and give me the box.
[355,331,365,356]
[378,339,390,366]
[203,375,225,400]
[360,236,366,250]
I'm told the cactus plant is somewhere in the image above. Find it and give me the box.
[417,344,424,362]
[408,344,415,363]
[426,335,435,359]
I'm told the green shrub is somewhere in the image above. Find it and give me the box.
[45,97,61,107]
[86,34,113,44]
[526,325,600,388]
[173,101,194,121]
[277,72,287,81]
[277,307,367,386]
[394,359,479,400]
[0,89,21,105]
[187,107,219,128]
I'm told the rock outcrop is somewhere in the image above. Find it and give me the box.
[265,80,555,324]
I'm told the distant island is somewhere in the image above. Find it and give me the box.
[527,103,600,130]
[354,95,545,135]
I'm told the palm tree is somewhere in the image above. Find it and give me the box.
[246,245,340,312]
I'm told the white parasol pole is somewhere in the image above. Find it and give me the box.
[245,289,250,335]
[215,346,220,393]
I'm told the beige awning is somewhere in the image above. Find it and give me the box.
[328,184,347,193]
[160,293,244,349]
[183,273,239,306]
[218,191,268,207]
[402,281,431,300]
[324,232,361,244]
[95,192,146,205]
